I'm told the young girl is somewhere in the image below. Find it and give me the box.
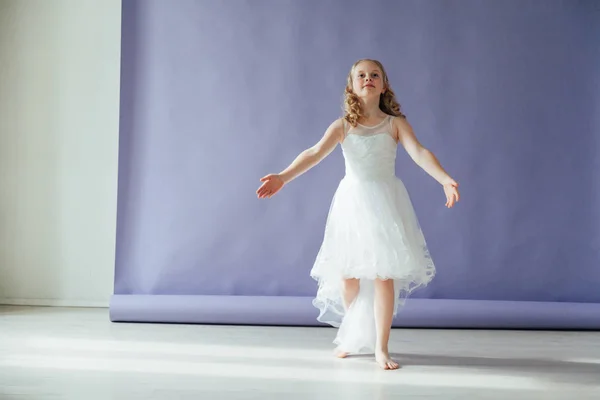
[256,59,460,370]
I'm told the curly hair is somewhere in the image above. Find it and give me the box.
[343,59,406,127]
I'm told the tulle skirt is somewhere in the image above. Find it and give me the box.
[309,175,435,354]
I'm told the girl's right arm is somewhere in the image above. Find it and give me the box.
[256,118,344,198]
[279,118,344,184]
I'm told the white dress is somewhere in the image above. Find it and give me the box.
[310,114,435,354]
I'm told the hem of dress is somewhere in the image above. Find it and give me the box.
[310,271,436,326]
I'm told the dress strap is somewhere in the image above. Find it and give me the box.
[341,118,350,140]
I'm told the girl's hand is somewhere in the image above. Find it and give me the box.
[443,179,460,208]
[256,174,285,199]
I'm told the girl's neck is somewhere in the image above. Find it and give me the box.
[359,97,384,121]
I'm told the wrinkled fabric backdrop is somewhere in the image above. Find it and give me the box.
[110,0,600,328]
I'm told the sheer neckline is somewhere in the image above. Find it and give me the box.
[356,115,390,129]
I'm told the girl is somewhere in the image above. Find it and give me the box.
[256,59,460,370]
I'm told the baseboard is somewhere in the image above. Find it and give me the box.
[0,298,109,308]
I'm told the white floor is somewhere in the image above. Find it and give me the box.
[1,306,599,399]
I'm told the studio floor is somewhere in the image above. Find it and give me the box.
[1,306,599,399]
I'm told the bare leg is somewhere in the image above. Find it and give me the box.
[374,278,399,370]
[335,278,360,358]
[342,278,360,310]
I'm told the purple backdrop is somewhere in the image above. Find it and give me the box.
[111,0,600,328]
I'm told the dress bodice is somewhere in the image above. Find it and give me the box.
[341,115,397,181]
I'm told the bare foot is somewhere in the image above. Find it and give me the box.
[375,349,399,370]
[334,347,349,358]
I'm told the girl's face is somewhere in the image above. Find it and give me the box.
[351,61,386,99]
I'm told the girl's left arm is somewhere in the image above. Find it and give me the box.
[393,116,454,185]
[393,117,460,207]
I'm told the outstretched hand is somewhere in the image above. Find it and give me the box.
[443,179,460,208]
[256,174,285,199]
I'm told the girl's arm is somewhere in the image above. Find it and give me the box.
[257,118,344,199]
[278,118,344,184]
[393,117,455,185]
[393,117,460,208]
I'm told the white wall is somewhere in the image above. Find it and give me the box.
[0,0,122,307]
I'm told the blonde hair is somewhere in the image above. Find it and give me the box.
[343,59,406,127]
